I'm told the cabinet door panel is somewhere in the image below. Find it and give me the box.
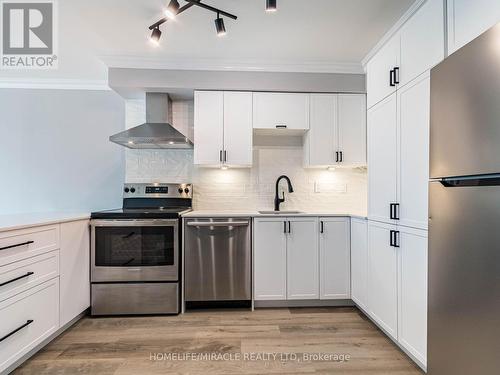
[194,91,223,166]
[253,93,310,130]
[287,218,319,300]
[223,92,253,167]
[367,221,398,339]
[338,94,367,166]
[306,94,337,166]
[254,219,287,300]
[400,0,444,86]
[319,218,350,300]
[368,93,398,224]
[366,34,400,108]
[448,0,500,54]
[398,73,430,230]
[398,227,428,366]
[351,218,368,310]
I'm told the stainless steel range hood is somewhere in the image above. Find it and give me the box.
[110,93,193,149]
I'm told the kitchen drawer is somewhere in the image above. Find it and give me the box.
[0,278,59,373]
[0,251,59,302]
[0,225,60,266]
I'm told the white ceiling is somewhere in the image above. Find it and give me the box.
[87,0,415,73]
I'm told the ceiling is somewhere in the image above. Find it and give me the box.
[84,0,416,73]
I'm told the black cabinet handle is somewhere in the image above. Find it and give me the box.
[335,152,339,163]
[0,272,34,287]
[390,230,395,246]
[339,151,343,163]
[390,69,395,87]
[287,221,291,234]
[276,125,287,129]
[283,221,287,234]
[0,320,34,342]
[390,230,400,248]
[390,204,394,219]
[394,203,400,220]
[0,241,34,252]
[219,150,223,162]
[394,67,400,84]
[224,150,227,163]
[320,221,324,234]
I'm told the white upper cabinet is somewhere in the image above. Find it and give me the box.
[287,218,319,300]
[367,221,398,339]
[253,218,287,301]
[304,94,366,167]
[447,0,500,54]
[253,92,310,130]
[366,34,400,109]
[368,93,398,224]
[194,91,224,166]
[337,94,367,166]
[350,218,368,310]
[398,73,430,230]
[319,217,350,300]
[305,94,337,166]
[399,0,444,86]
[223,92,253,167]
[194,91,252,167]
[398,226,428,367]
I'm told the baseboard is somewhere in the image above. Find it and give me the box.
[5,309,89,374]
[254,299,354,308]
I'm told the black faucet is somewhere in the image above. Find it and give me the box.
[274,175,294,211]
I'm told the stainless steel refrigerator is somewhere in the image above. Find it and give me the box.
[428,23,500,374]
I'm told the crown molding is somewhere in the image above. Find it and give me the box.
[361,0,428,68]
[99,55,365,75]
[0,78,110,90]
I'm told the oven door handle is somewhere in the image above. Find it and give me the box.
[91,219,178,227]
[187,221,249,227]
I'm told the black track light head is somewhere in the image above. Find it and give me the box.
[165,0,180,19]
[150,27,162,46]
[215,13,226,36]
[266,0,277,12]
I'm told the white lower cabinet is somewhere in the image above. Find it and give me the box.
[367,221,398,339]
[60,220,90,327]
[350,218,368,310]
[398,226,428,366]
[253,218,287,300]
[287,218,319,300]
[0,278,59,373]
[319,217,350,300]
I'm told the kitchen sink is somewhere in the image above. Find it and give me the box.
[258,211,303,215]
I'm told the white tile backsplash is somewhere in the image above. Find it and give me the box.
[125,99,367,214]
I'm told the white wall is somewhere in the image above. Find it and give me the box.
[0,89,125,214]
[125,100,367,215]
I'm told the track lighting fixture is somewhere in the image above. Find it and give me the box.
[215,12,226,36]
[266,0,277,12]
[164,0,180,19]
[150,27,162,46]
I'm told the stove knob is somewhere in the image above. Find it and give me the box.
[178,188,183,194]
[130,187,136,193]
[124,187,130,193]
[184,188,190,194]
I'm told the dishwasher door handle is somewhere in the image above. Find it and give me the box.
[187,221,250,227]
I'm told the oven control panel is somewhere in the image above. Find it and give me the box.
[123,183,192,198]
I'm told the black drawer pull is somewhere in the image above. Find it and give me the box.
[0,320,34,343]
[275,125,287,129]
[0,272,34,287]
[0,241,34,252]
[320,221,324,234]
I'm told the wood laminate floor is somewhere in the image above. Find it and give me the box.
[14,307,423,374]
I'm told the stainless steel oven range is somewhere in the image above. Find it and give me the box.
[90,183,192,315]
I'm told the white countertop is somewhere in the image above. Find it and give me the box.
[182,210,367,219]
[0,212,90,233]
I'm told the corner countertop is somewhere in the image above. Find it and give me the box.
[182,211,367,220]
[0,212,91,233]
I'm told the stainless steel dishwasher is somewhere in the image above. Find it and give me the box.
[184,218,251,302]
